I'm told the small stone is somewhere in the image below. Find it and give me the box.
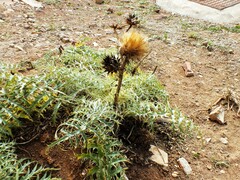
[95,0,104,4]
[38,27,46,32]
[205,138,211,144]
[209,105,225,125]
[207,165,212,170]
[207,52,213,56]
[172,171,179,178]
[220,170,225,174]
[196,136,201,139]
[27,18,35,23]
[60,26,66,31]
[178,157,192,175]
[104,30,112,34]
[182,62,194,77]
[93,42,99,47]
[228,49,234,54]
[149,145,168,167]
[24,23,31,29]
[61,37,71,43]
[108,37,118,43]
[220,137,228,145]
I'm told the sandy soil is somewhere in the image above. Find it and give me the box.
[1,0,240,179]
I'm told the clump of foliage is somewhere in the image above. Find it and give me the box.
[0,70,62,139]
[0,43,195,179]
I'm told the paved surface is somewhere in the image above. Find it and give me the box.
[0,0,15,6]
[190,0,240,10]
[0,0,43,8]
[156,0,240,24]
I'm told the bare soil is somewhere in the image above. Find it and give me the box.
[16,128,84,180]
[1,0,240,179]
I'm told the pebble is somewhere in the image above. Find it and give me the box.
[220,170,225,174]
[178,157,192,175]
[93,42,99,47]
[172,171,179,178]
[24,23,31,29]
[209,105,225,125]
[108,37,118,43]
[60,26,66,31]
[207,52,213,56]
[205,137,211,144]
[207,165,212,170]
[27,18,36,23]
[220,137,228,145]
[95,0,104,4]
[61,37,71,43]
[228,49,234,54]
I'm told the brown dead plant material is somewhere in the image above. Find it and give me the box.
[119,30,149,60]
[212,88,240,117]
[114,30,149,108]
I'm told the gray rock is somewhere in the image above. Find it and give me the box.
[205,137,211,144]
[178,157,192,175]
[209,105,225,125]
[220,137,228,145]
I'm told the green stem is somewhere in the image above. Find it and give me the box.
[114,56,128,109]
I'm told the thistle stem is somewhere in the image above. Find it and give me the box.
[114,56,128,109]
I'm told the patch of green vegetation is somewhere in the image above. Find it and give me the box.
[181,21,193,30]
[138,0,149,5]
[204,25,240,33]
[0,44,195,179]
[187,31,200,40]
[213,160,230,169]
[116,11,124,16]
[0,70,63,139]
[162,32,170,43]
[42,0,61,5]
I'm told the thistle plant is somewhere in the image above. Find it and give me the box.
[114,30,149,108]
[0,71,62,139]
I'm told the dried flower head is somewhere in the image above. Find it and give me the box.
[102,55,120,74]
[110,24,122,30]
[119,30,149,59]
[126,14,140,27]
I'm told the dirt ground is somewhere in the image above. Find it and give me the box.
[1,0,240,179]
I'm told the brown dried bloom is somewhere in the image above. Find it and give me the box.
[119,30,149,59]
[102,55,120,74]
